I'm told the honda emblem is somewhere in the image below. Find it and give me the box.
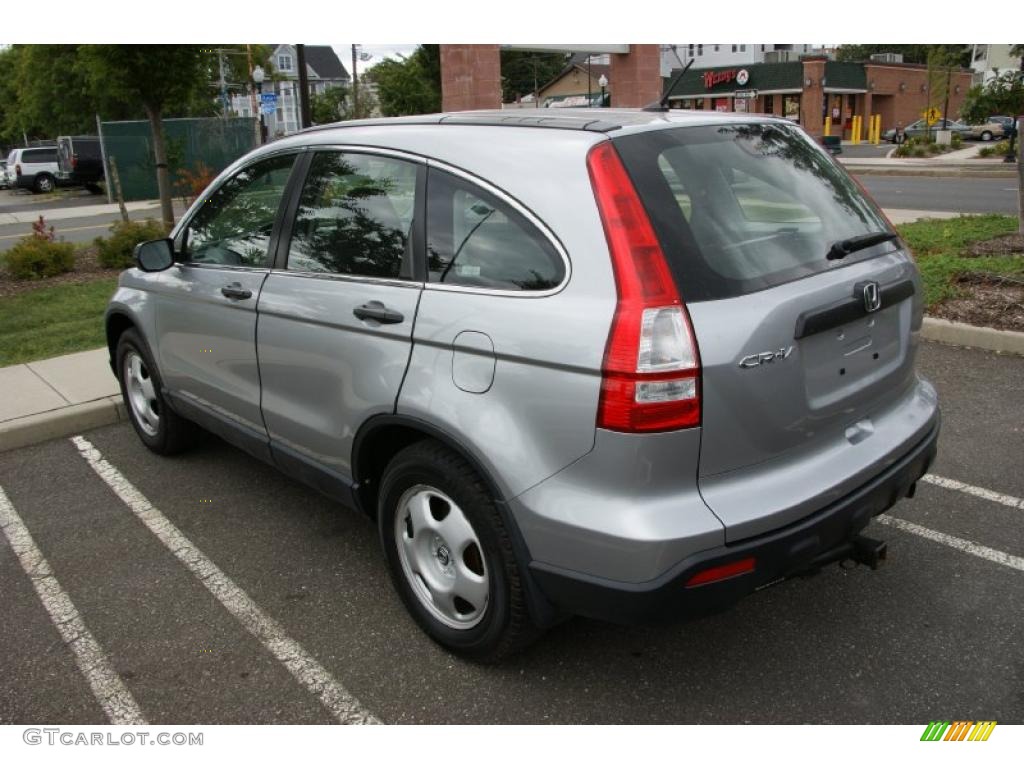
[862,281,881,313]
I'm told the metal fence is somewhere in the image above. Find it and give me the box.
[99,117,257,202]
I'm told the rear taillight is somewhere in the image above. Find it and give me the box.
[587,141,701,433]
[15,164,21,176]
[71,154,78,169]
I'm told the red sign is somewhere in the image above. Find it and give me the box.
[703,69,737,90]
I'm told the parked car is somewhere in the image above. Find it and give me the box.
[988,115,1018,139]
[966,119,1006,141]
[6,146,62,193]
[883,118,971,143]
[56,135,105,193]
[107,111,940,660]
[0,159,9,189]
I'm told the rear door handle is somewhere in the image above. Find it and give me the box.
[221,282,252,300]
[353,301,404,324]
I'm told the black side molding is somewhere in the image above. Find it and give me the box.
[794,279,915,340]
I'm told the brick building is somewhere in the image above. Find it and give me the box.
[666,57,974,139]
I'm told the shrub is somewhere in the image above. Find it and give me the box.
[950,132,963,149]
[978,140,1011,158]
[5,233,75,280]
[175,161,216,206]
[95,219,169,269]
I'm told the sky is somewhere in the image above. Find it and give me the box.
[332,44,418,76]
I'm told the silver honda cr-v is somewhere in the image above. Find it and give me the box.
[107,110,940,660]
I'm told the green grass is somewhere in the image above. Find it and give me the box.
[0,277,118,367]
[896,214,1023,308]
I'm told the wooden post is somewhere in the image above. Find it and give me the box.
[108,155,130,224]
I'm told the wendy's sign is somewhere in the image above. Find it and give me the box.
[703,68,750,90]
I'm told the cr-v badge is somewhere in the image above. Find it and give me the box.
[739,346,794,368]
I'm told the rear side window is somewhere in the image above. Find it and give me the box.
[286,151,419,279]
[23,149,57,163]
[426,168,564,291]
[613,123,892,302]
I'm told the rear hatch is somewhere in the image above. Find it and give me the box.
[56,137,74,178]
[614,121,926,541]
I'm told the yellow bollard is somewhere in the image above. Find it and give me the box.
[872,114,881,144]
[852,115,861,145]
[824,116,831,137]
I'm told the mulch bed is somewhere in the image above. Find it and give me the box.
[932,273,1024,333]
[0,247,121,299]
[965,233,1024,258]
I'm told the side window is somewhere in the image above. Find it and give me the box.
[185,154,295,267]
[286,152,419,279]
[426,169,564,291]
[24,149,57,163]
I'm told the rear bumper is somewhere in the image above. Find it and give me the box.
[529,415,939,625]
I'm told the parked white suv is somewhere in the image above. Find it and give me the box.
[7,146,61,193]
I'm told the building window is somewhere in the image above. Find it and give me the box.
[688,44,694,57]
[714,45,719,52]
[740,45,746,52]
[764,95,774,114]
[278,54,293,71]
[761,45,766,52]
[698,44,703,56]
[731,45,737,53]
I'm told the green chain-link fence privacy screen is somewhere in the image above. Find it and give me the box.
[100,117,257,202]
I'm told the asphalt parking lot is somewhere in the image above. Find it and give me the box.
[1,340,1022,725]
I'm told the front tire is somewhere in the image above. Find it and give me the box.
[379,440,540,661]
[981,130,993,142]
[116,328,197,455]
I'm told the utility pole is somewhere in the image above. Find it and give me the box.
[295,44,312,129]
[247,45,261,145]
[218,51,229,115]
[352,44,360,116]
[943,65,951,126]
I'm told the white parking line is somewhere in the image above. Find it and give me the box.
[921,474,1024,511]
[877,514,1024,572]
[70,435,380,725]
[0,484,147,725]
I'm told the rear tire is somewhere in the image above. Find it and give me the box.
[378,439,541,662]
[116,328,197,455]
[33,173,55,194]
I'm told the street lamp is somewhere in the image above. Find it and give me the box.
[598,74,608,107]
[252,65,267,144]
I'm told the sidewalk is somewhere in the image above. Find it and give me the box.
[1,206,1020,453]
[0,348,124,452]
[839,144,1017,177]
[0,199,189,226]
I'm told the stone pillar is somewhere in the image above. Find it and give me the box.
[861,91,873,141]
[440,44,502,112]
[800,58,826,138]
[609,44,662,108]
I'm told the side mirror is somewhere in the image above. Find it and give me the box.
[134,238,175,272]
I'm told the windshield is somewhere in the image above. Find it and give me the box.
[613,122,893,302]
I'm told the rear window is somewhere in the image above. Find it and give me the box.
[22,148,58,164]
[613,123,893,302]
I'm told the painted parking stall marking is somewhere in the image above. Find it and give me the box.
[878,514,1024,573]
[921,473,1024,511]
[70,435,380,725]
[0,484,147,725]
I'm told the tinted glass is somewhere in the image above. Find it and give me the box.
[426,169,564,291]
[23,149,57,163]
[614,123,892,302]
[185,154,295,267]
[286,152,418,279]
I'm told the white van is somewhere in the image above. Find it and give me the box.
[7,146,61,193]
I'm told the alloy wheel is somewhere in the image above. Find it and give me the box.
[123,351,160,437]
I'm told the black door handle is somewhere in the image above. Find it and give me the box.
[221,283,252,300]
[353,301,404,324]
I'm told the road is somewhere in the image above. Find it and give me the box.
[856,174,1018,214]
[1,341,1022,724]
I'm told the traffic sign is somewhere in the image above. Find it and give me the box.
[922,107,941,125]
[735,89,758,99]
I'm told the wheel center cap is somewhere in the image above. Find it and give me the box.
[435,544,451,567]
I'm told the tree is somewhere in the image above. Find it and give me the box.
[78,45,209,229]
[310,85,376,124]
[499,50,568,103]
[365,46,441,117]
[960,70,1024,124]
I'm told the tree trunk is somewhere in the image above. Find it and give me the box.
[145,103,175,231]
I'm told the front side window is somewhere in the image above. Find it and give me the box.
[185,154,295,267]
[286,152,419,279]
[426,169,564,292]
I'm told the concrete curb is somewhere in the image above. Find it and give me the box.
[846,167,1017,178]
[921,317,1024,356]
[0,396,126,453]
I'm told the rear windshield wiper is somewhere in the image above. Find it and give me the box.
[826,231,898,261]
